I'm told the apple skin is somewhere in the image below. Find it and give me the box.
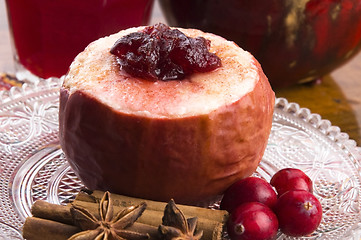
[59,66,274,204]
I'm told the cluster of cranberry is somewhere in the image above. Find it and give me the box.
[221,168,322,240]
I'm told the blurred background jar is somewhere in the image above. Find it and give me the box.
[5,0,154,81]
[159,0,361,88]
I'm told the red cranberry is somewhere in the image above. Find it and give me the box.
[110,23,221,81]
[274,190,322,237]
[270,168,313,196]
[220,177,277,213]
[227,202,278,240]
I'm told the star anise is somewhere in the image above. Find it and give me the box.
[158,199,203,240]
[69,191,149,240]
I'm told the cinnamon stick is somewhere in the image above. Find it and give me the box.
[31,200,73,225]
[73,190,228,240]
[22,217,80,240]
[86,190,228,223]
[23,216,160,240]
[31,199,225,240]
[74,190,97,203]
[71,200,223,240]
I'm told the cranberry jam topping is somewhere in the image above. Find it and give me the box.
[110,23,222,81]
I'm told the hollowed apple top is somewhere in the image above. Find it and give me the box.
[63,26,262,118]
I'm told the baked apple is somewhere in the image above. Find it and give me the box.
[59,24,275,204]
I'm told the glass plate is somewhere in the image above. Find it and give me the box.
[1,78,361,240]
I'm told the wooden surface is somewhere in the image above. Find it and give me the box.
[1,1,361,146]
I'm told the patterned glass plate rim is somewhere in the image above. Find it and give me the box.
[0,77,361,240]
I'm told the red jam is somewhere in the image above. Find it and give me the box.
[110,23,221,81]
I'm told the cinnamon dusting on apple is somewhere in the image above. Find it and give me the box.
[110,23,221,81]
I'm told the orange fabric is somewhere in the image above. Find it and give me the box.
[0,73,23,91]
